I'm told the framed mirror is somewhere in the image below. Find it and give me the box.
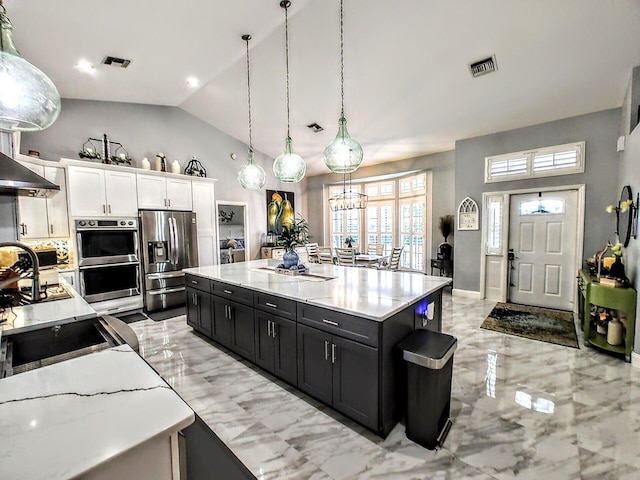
[216,201,249,264]
[617,186,633,247]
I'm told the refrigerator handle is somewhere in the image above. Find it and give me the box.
[170,217,179,265]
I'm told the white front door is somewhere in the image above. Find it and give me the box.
[508,190,578,310]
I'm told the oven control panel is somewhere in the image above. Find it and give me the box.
[76,218,138,230]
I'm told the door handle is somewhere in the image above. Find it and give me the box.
[193,293,197,306]
[108,204,112,214]
[272,322,277,338]
[103,204,106,214]
[267,320,272,337]
[324,340,329,361]
[331,343,336,364]
[50,224,53,235]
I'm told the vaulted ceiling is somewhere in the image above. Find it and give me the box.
[6,0,640,175]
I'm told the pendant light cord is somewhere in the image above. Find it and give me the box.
[283,1,291,138]
[340,0,345,118]
[244,35,253,150]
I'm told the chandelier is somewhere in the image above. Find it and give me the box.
[328,174,368,211]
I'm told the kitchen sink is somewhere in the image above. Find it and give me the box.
[0,315,139,377]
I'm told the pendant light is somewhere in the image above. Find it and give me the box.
[323,0,363,174]
[272,0,306,183]
[237,34,266,190]
[0,1,60,132]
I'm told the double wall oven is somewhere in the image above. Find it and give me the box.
[76,218,141,304]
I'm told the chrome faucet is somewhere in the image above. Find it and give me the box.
[0,242,41,302]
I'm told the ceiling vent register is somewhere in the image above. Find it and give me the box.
[102,56,131,68]
[469,55,497,77]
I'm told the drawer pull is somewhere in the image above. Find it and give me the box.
[191,280,198,284]
[224,289,233,294]
[266,302,278,308]
[322,319,339,327]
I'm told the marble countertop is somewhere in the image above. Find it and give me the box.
[0,281,96,336]
[0,344,194,480]
[185,259,451,321]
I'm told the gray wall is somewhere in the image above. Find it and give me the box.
[454,108,621,292]
[0,195,18,242]
[305,150,455,261]
[20,99,304,259]
[618,70,640,353]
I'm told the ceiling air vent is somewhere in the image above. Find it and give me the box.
[307,123,324,133]
[469,55,497,78]
[102,56,131,68]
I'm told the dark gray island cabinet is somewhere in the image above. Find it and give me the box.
[184,262,449,437]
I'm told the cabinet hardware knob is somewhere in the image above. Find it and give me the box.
[266,302,278,308]
[322,319,339,327]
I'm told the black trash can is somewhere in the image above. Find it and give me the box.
[397,329,457,450]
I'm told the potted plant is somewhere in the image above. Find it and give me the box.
[277,214,310,269]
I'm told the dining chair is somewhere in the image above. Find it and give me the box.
[386,246,404,271]
[317,246,335,264]
[367,243,384,255]
[335,247,356,266]
[305,242,319,263]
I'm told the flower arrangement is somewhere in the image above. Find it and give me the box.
[277,214,310,250]
[605,200,633,214]
[608,242,623,258]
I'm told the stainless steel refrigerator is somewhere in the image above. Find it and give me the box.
[139,210,198,312]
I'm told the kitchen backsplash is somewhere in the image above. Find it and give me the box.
[23,239,71,265]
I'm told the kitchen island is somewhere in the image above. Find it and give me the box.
[184,260,451,436]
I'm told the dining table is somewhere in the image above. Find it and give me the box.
[354,253,388,267]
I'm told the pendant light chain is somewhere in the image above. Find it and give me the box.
[284,1,291,138]
[244,35,253,149]
[340,0,345,118]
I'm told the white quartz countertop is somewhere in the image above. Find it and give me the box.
[184,259,451,321]
[0,282,96,336]
[0,345,194,480]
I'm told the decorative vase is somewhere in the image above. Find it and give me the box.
[607,318,624,345]
[596,323,607,335]
[283,248,299,268]
[609,257,625,280]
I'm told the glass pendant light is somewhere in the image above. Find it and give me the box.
[324,0,363,174]
[0,1,60,132]
[273,0,306,183]
[237,34,266,190]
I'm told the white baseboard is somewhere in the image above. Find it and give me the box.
[452,289,481,299]
[632,351,640,368]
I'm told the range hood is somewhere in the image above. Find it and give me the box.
[0,151,60,198]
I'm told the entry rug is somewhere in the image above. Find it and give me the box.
[481,302,579,349]
[147,306,186,322]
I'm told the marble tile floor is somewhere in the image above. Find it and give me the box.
[130,294,640,479]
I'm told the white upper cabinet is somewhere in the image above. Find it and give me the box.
[17,159,69,239]
[67,165,137,217]
[137,174,192,211]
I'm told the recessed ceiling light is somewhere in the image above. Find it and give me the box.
[75,60,95,74]
[186,77,200,87]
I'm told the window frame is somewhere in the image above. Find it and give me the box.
[484,141,585,184]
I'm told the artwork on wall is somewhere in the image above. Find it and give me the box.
[457,196,479,230]
[266,190,295,234]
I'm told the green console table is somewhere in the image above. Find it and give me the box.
[578,269,636,362]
